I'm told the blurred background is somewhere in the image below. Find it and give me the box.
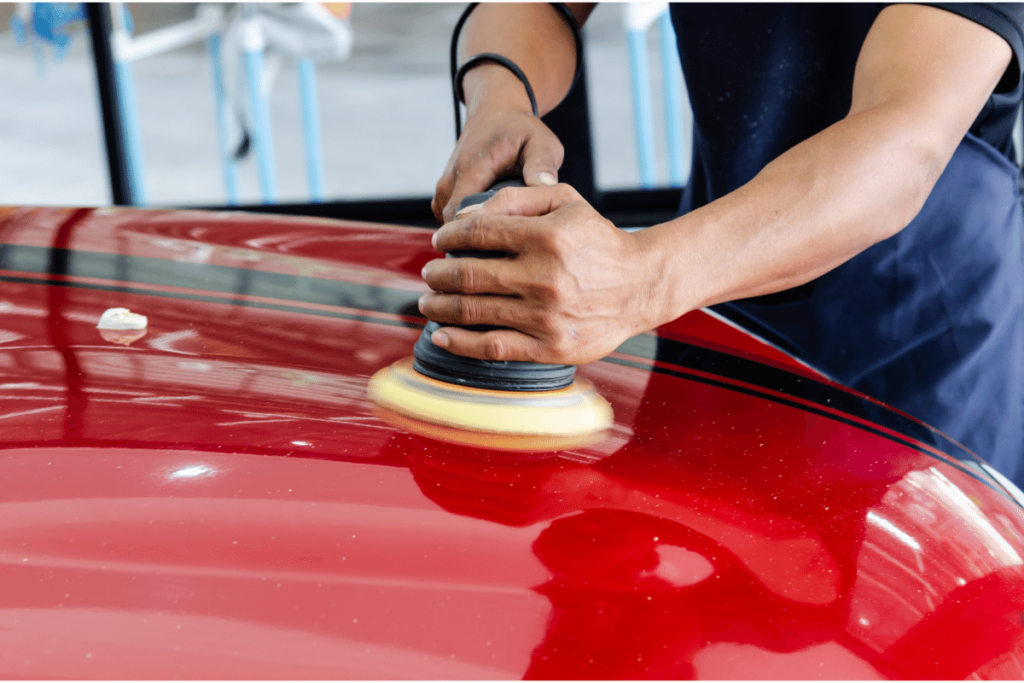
[0,2,694,212]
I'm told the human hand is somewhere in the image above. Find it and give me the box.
[420,183,670,365]
[432,92,564,224]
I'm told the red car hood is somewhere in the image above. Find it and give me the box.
[0,206,1022,679]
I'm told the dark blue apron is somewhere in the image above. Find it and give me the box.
[713,135,1024,485]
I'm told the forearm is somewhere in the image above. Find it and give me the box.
[644,108,946,322]
[458,3,593,117]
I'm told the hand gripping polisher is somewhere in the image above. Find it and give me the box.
[368,180,613,451]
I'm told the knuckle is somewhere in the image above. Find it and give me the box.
[532,278,560,305]
[493,186,515,203]
[536,309,561,335]
[487,129,519,153]
[556,184,580,203]
[535,226,559,252]
[550,339,574,361]
[546,270,571,302]
[482,335,509,361]
[550,228,574,255]
[485,134,524,170]
[434,175,450,197]
[464,215,488,245]
[458,297,479,325]
[449,159,483,192]
[548,144,565,168]
[454,261,476,292]
[547,328,575,358]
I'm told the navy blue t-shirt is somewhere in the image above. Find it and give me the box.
[669,3,1024,213]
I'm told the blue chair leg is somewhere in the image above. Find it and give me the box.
[208,34,239,205]
[298,58,325,203]
[244,44,277,204]
[659,13,686,187]
[627,27,657,188]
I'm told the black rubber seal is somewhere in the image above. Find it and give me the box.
[413,321,577,391]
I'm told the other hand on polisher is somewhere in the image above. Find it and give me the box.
[368,179,613,451]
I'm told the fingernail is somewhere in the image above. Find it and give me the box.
[418,293,428,311]
[536,171,557,186]
[455,203,483,218]
[431,330,450,348]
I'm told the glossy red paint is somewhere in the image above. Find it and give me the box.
[0,207,1022,679]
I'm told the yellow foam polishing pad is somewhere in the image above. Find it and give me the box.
[372,405,605,453]
[368,357,613,438]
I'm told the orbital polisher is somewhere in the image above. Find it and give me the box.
[369,180,613,451]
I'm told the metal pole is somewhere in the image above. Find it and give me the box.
[298,58,325,203]
[208,32,240,205]
[86,3,134,205]
[242,17,277,204]
[110,3,147,204]
[627,27,657,188]
[111,59,147,204]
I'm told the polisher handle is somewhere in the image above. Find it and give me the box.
[457,177,527,214]
[449,178,527,260]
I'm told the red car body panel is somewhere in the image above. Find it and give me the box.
[0,206,1022,679]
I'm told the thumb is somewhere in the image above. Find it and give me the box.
[521,133,564,188]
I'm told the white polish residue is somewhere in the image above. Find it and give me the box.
[97,307,148,330]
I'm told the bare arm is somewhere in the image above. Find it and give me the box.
[421,5,1014,364]
[432,3,595,223]
[458,3,593,116]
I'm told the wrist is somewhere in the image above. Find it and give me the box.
[461,63,537,118]
[633,222,706,325]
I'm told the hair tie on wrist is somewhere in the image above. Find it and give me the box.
[449,2,584,140]
[454,53,539,134]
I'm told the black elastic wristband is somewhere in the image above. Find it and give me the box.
[448,2,584,140]
[455,53,539,123]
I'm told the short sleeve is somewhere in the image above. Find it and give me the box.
[925,4,1024,89]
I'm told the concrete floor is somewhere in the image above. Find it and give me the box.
[0,3,691,209]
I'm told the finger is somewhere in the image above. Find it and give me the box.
[433,213,534,254]
[432,160,456,224]
[430,325,549,363]
[521,130,564,189]
[470,182,580,221]
[418,292,537,329]
[442,160,506,224]
[421,255,518,295]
